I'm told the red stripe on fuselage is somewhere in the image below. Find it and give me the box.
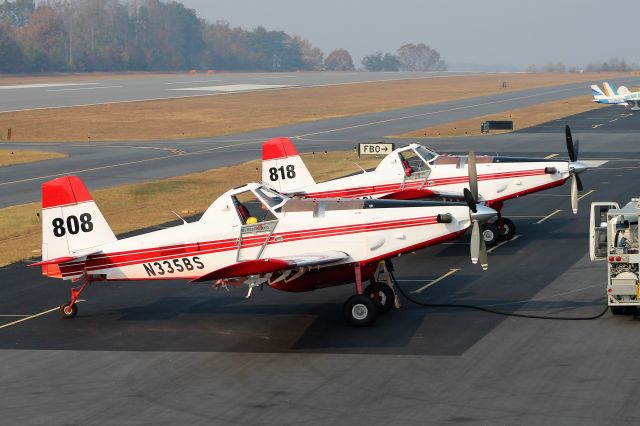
[59,216,440,277]
[303,169,548,199]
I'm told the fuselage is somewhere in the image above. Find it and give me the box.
[289,145,574,208]
[56,186,476,291]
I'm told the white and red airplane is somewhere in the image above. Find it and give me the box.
[262,126,588,246]
[32,173,496,325]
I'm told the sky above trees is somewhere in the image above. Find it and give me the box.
[179,0,640,70]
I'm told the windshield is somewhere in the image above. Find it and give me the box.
[414,145,438,163]
[254,186,286,209]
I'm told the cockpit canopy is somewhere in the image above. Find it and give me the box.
[201,183,288,225]
[389,144,438,178]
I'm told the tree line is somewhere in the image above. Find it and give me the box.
[0,0,448,74]
[525,57,639,73]
[0,0,346,73]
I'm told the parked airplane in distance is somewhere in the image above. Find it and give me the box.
[591,82,640,110]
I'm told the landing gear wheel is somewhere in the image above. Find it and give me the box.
[364,282,395,314]
[343,295,376,326]
[497,218,516,241]
[60,302,77,319]
[610,306,624,315]
[480,223,500,247]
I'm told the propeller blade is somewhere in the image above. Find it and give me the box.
[574,138,579,161]
[463,188,477,213]
[576,174,584,192]
[478,232,488,270]
[571,174,578,214]
[565,125,576,162]
[468,151,478,201]
[470,220,480,264]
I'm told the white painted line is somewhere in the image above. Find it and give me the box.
[0,83,97,90]
[544,154,559,159]
[170,84,296,92]
[46,85,122,92]
[609,118,619,122]
[413,268,460,293]
[535,209,562,224]
[0,306,59,330]
[592,124,604,129]
[487,234,521,254]
[165,79,222,85]
[578,189,596,201]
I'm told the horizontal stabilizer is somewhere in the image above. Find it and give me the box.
[190,250,349,282]
[28,256,77,267]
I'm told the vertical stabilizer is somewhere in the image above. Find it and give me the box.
[41,176,116,270]
[262,137,316,193]
[603,81,618,97]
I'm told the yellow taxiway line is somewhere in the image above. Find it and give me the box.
[535,209,562,224]
[0,306,59,330]
[413,268,460,293]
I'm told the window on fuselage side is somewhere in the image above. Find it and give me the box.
[233,191,277,224]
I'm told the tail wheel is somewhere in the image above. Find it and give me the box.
[343,295,376,326]
[480,223,500,247]
[497,218,516,241]
[60,302,78,319]
[364,282,395,314]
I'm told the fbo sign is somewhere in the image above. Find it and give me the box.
[358,142,395,156]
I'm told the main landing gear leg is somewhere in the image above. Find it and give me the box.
[60,274,91,319]
[343,263,376,326]
[485,202,516,244]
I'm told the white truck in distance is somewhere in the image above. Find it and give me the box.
[590,199,640,314]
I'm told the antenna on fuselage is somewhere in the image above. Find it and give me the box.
[171,210,188,225]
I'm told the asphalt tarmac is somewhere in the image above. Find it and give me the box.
[1,106,640,424]
[2,76,639,207]
[0,71,476,112]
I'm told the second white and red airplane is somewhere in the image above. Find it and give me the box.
[262,126,588,245]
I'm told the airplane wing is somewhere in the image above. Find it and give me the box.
[189,250,350,283]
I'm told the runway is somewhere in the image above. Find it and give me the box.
[2,76,639,208]
[0,71,476,112]
[2,105,640,424]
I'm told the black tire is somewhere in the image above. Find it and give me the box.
[364,282,395,314]
[497,218,516,241]
[610,306,625,315]
[343,295,376,326]
[480,223,500,247]
[60,302,77,319]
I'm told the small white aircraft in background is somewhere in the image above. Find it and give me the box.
[32,171,495,326]
[262,126,588,246]
[591,82,640,110]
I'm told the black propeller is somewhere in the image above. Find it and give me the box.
[565,125,585,213]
